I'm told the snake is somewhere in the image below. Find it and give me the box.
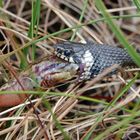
[53,41,135,81]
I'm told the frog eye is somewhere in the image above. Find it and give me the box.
[64,49,72,57]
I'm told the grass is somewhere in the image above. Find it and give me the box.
[96,0,140,67]
[0,0,140,139]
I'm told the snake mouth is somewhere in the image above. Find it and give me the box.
[54,50,75,63]
[54,51,69,61]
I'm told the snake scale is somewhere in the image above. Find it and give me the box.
[53,41,135,81]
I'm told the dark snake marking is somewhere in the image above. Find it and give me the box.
[53,41,135,81]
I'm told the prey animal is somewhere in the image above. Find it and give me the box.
[0,57,79,107]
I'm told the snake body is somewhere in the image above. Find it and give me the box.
[53,41,135,81]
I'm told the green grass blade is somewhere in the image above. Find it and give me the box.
[43,99,71,140]
[106,73,138,110]
[22,0,40,65]
[70,0,88,41]
[93,112,138,140]
[133,0,140,12]
[0,0,3,7]
[95,0,140,67]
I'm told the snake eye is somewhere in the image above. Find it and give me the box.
[64,49,72,57]
[56,47,62,53]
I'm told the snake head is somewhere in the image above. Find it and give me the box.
[53,41,85,64]
[53,41,95,81]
